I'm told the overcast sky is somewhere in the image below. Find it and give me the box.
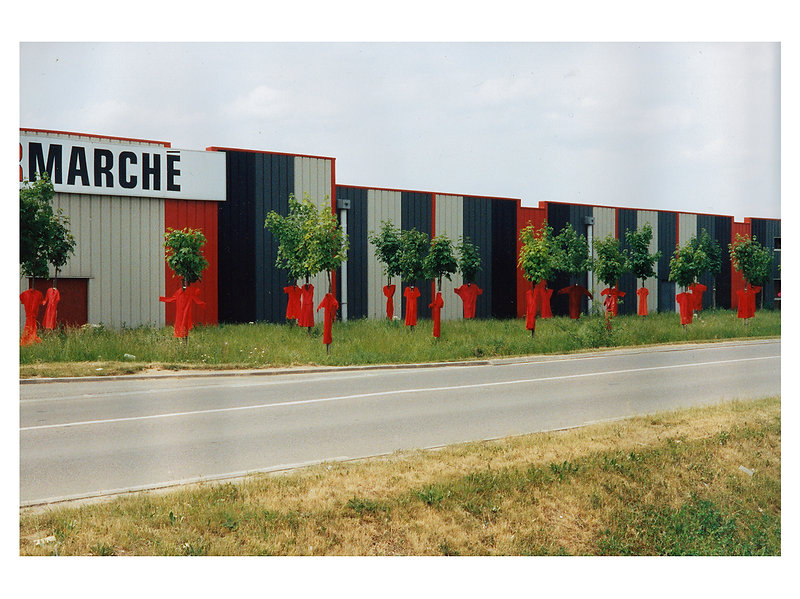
[19,42,780,221]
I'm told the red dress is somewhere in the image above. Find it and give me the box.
[430,292,444,338]
[601,287,625,316]
[532,280,549,317]
[637,287,649,316]
[676,292,694,325]
[453,283,482,319]
[558,284,592,319]
[283,285,302,320]
[383,284,396,319]
[404,286,420,327]
[525,289,536,331]
[20,288,43,346]
[689,283,707,312]
[160,286,206,338]
[737,286,761,319]
[317,293,339,345]
[42,287,61,329]
[298,284,315,327]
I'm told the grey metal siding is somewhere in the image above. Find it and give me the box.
[434,195,464,321]
[696,214,733,310]
[636,210,660,313]
[750,218,781,308]
[463,196,493,318]
[366,189,403,319]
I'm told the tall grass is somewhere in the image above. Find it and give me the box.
[20,310,780,372]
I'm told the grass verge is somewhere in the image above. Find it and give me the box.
[20,396,780,556]
[20,310,780,378]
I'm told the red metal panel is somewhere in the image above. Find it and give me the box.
[516,204,547,317]
[164,199,219,325]
[29,278,88,327]
[730,221,752,309]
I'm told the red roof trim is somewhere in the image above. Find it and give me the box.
[205,146,335,161]
[20,127,172,147]
[336,183,521,203]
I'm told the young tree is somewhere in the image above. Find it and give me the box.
[729,233,773,310]
[397,228,429,330]
[424,233,458,291]
[518,221,558,337]
[518,221,558,286]
[668,239,706,291]
[164,227,210,288]
[456,236,482,284]
[625,222,661,289]
[555,222,591,280]
[369,219,403,286]
[695,229,722,310]
[593,234,630,329]
[20,173,76,281]
[161,228,209,342]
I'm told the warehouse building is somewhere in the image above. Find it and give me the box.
[20,128,781,331]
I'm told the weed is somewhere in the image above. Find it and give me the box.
[346,496,383,515]
[90,542,115,556]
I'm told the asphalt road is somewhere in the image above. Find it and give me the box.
[20,339,780,507]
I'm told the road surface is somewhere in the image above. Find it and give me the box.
[20,339,780,506]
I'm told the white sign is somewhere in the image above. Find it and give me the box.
[19,134,226,202]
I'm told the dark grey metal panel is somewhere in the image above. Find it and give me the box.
[617,208,638,315]
[254,153,294,323]
[491,199,517,319]
[401,192,432,318]
[463,196,493,318]
[336,186,368,320]
[547,203,592,316]
[217,150,256,323]
[657,211,677,312]
[750,218,781,308]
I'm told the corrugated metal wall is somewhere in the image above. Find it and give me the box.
[335,186,369,320]
[402,192,433,318]
[730,220,751,308]
[695,214,732,310]
[165,199,219,325]
[491,199,518,318]
[516,204,547,318]
[463,196,493,319]
[617,208,638,315]
[657,211,678,312]
[434,194,464,321]
[365,188,403,319]
[748,218,781,308]
[52,193,166,328]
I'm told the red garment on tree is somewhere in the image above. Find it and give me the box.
[676,292,694,325]
[317,293,339,345]
[532,280,552,317]
[737,286,761,319]
[283,285,302,320]
[404,286,420,326]
[160,286,206,338]
[525,289,537,331]
[454,283,482,319]
[430,291,444,338]
[637,287,649,316]
[558,284,592,319]
[42,287,61,329]
[601,287,625,316]
[20,288,43,346]
[383,284,396,319]
[689,283,707,311]
[298,284,315,327]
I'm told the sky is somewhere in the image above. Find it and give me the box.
[19,41,781,221]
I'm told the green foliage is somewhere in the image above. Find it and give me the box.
[729,234,773,289]
[20,173,76,279]
[265,193,348,289]
[423,233,458,290]
[625,223,661,287]
[555,223,591,278]
[163,228,209,286]
[397,228,429,285]
[518,221,558,284]
[696,229,722,278]
[456,236,482,284]
[593,234,630,288]
[368,220,402,282]
[669,237,706,290]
